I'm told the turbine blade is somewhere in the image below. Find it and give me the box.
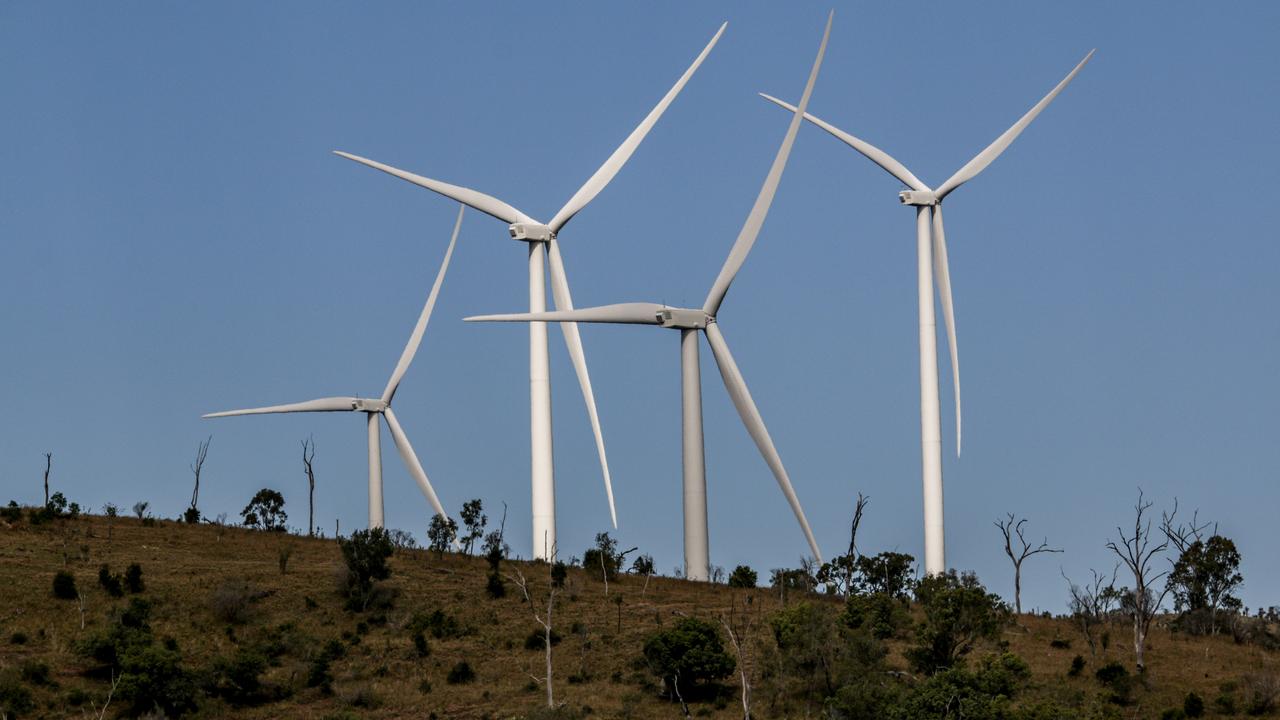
[548,22,727,234]
[546,238,617,528]
[758,93,928,192]
[203,396,360,418]
[703,11,832,316]
[465,302,666,325]
[932,206,961,456]
[703,323,823,562]
[334,151,536,225]
[382,205,464,404]
[382,408,450,521]
[934,50,1095,200]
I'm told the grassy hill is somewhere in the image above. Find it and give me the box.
[0,511,1277,719]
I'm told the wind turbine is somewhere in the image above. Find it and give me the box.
[204,206,465,530]
[332,24,726,559]
[467,13,833,581]
[762,50,1094,575]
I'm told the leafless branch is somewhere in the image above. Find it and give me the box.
[995,513,1062,614]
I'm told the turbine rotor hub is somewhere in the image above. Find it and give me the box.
[353,398,388,413]
[508,223,554,242]
[899,190,938,206]
[657,307,710,329]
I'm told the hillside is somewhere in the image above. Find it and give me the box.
[0,511,1277,719]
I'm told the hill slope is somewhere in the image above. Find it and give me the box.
[0,512,1276,719]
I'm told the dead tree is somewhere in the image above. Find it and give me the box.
[507,536,559,709]
[1159,498,1214,555]
[995,514,1062,614]
[188,436,211,517]
[43,452,52,506]
[301,436,317,536]
[1105,489,1171,672]
[1062,565,1118,656]
[721,593,757,720]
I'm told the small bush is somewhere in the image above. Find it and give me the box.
[418,679,432,694]
[551,560,568,588]
[409,609,463,640]
[446,661,476,684]
[524,628,563,650]
[1243,672,1280,715]
[182,506,201,524]
[486,572,506,598]
[124,563,144,593]
[1,500,21,523]
[10,632,28,645]
[1049,637,1071,649]
[1184,691,1205,718]
[1068,654,1086,677]
[98,564,124,597]
[412,632,430,658]
[208,649,269,706]
[728,565,758,588]
[1161,709,1187,720]
[1096,661,1133,705]
[210,580,255,624]
[53,570,78,600]
[132,501,149,519]
[0,674,35,718]
[18,661,51,686]
[338,528,394,611]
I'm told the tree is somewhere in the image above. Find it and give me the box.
[851,551,915,599]
[132,501,149,520]
[42,452,52,507]
[459,499,486,555]
[906,571,1009,675]
[338,528,394,611]
[507,544,561,708]
[994,513,1062,614]
[643,617,735,705]
[818,493,868,595]
[427,513,458,557]
[301,436,316,537]
[186,436,211,524]
[583,532,634,590]
[1062,566,1119,657]
[1105,489,1170,672]
[1166,535,1243,635]
[728,565,758,589]
[240,489,286,531]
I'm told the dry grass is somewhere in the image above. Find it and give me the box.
[0,512,1275,718]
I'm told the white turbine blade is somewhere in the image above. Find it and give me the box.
[703,11,832,317]
[548,22,727,234]
[465,302,666,325]
[382,408,449,521]
[382,205,464,404]
[546,238,617,528]
[758,93,928,192]
[934,50,1095,200]
[334,151,536,225]
[932,206,961,456]
[703,323,823,562]
[203,396,360,418]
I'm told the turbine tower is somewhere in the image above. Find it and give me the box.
[467,13,834,581]
[762,50,1094,574]
[332,24,726,559]
[204,206,466,529]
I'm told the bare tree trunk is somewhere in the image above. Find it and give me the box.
[721,613,751,720]
[302,437,316,537]
[1014,566,1022,615]
[43,452,52,506]
[996,513,1061,615]
[189,436,211,516]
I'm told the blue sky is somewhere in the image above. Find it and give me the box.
[2,2,1277,614]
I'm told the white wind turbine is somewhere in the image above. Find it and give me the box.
[332,24,726,559]
[467,13,833,581]
[204,206,465,529]
[762,50,1094,574]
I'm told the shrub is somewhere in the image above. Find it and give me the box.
[132,501,149,519]
[486,572,506,599]
[117,644,198,717]
[642,617,734,699]
[53,570,78,600]
[1184,691,1205,717]
[551,560,568,588]
[208,648,269,706]
[524,627,563,650]
[409,609,464,640]
[182,506,201,524]
[843,591,910,639]
[728,565,758,588]
[1069,654,1086,677]
[241,488,287,531]
[0,674,34,718]
[98,564,124,597]
[1096,661,1134,705]
[582,532,624,582]
[894,652,1031,719]
[1050,637,1071,649]
[1243,672,1280,715]
[630,553,655,576]
[210,580,255,624]
[0,501,21,523]
[905,571,1009,675]
[124,563,144,593]
[17,661,50,686]
[339,528,394,611]
[10,632,27,645]
[1162,709,1187,720]
[103,503,118,518]
[412,632,430,657]
[446,661,476,684]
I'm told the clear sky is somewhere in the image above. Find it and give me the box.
[2,2,1277,614]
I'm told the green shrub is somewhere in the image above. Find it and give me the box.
[1184,691,1205,717]
[124,563,144,593]
[9,632,27,645]
[446,661,476,684]
[894,652,1031,719]
[1161,709,1187,720]
[1,501,21,523]
[524,627,563,650]
[486,572,506,598]
[0,674,35,718]
[209,648,269,705]
[1095,661,1134,705]
[117,644,197,717]
[551,560,568,588]
[905,571,1009,675]
[53,570,78,599]
[412,631,430,657]
[17,661,50,686]
[338,528,394,611]
[642,617,734,700]
[1069,654,1086,677]
[728,565,757,588]
[409,609,463,640]
[97,564,123,597]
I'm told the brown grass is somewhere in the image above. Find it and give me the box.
[0,513,1275,718]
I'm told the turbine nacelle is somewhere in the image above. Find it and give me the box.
[353,398,388,413]
[899,190,938,206]
[508,223,554,242]
[658,307,711,329]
